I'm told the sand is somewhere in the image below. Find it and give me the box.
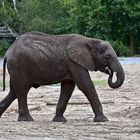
[0,64,140,140]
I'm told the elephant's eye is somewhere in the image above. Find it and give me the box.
[106,54,111,59]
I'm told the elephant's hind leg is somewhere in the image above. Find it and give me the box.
[17,93,33,121]
[15,85,33,121]
[10,78,33,121]
[0,81,17,117]
[53,80,75,122]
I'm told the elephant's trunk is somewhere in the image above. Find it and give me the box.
[108,61,125,89]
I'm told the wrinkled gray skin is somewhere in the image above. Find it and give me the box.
[0,32,125,122]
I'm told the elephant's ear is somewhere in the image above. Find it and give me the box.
[66,41,95,71]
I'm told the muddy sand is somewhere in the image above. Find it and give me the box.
[0,64,140,140]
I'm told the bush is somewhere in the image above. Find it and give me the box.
[0,39,10,57]
[110,40,132,57]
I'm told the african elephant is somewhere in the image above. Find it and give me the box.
[0,32,125,122]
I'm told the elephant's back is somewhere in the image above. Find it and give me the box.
[6,32,67,63]
[6,32,69,82]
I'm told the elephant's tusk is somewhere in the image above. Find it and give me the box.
[104,67,112,75]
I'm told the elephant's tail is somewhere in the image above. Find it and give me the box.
[3,57,7,91]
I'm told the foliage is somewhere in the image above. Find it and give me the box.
[101,0,140,54]
[110,40,132,56]
[0,0,19,32]
[67,0,140,55]
[0,0,140,56]
[93,79,107,87]
[0,39,9,56]
[17,0,69,34]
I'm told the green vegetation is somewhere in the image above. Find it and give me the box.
[93,80,107,87]
[110,40,132,57]
[0,39,9,56]
[0,0,140,56]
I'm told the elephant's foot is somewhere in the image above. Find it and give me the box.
[94,114,108,122]
[18,114,34,121]
[52,115,67,122]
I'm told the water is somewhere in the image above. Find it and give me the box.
[118,57,140,64]
[0,57,140,68]
[0,58,3,68]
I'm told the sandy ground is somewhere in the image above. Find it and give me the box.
[0,64,140,140]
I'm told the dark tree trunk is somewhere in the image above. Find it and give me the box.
[130,33,135,55]
[19,17,24,35]
[12,0,24,34]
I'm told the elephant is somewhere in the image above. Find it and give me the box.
[0,32,125,122]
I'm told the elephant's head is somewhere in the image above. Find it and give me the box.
[66,35,125,89]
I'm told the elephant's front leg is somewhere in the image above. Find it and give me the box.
[68,62,108,122]
[53,80,75,122]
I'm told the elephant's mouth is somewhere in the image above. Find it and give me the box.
[103,66,117,82]
[98,66,112,75]
[103,67,112,75]
[97,66,116,78]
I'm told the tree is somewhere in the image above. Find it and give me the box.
[17,0,69,34]
[0,0,140,55]
[100,0,140,54]
[68,0,140,55]
[68,0,112,39]
[0,0,17,25]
